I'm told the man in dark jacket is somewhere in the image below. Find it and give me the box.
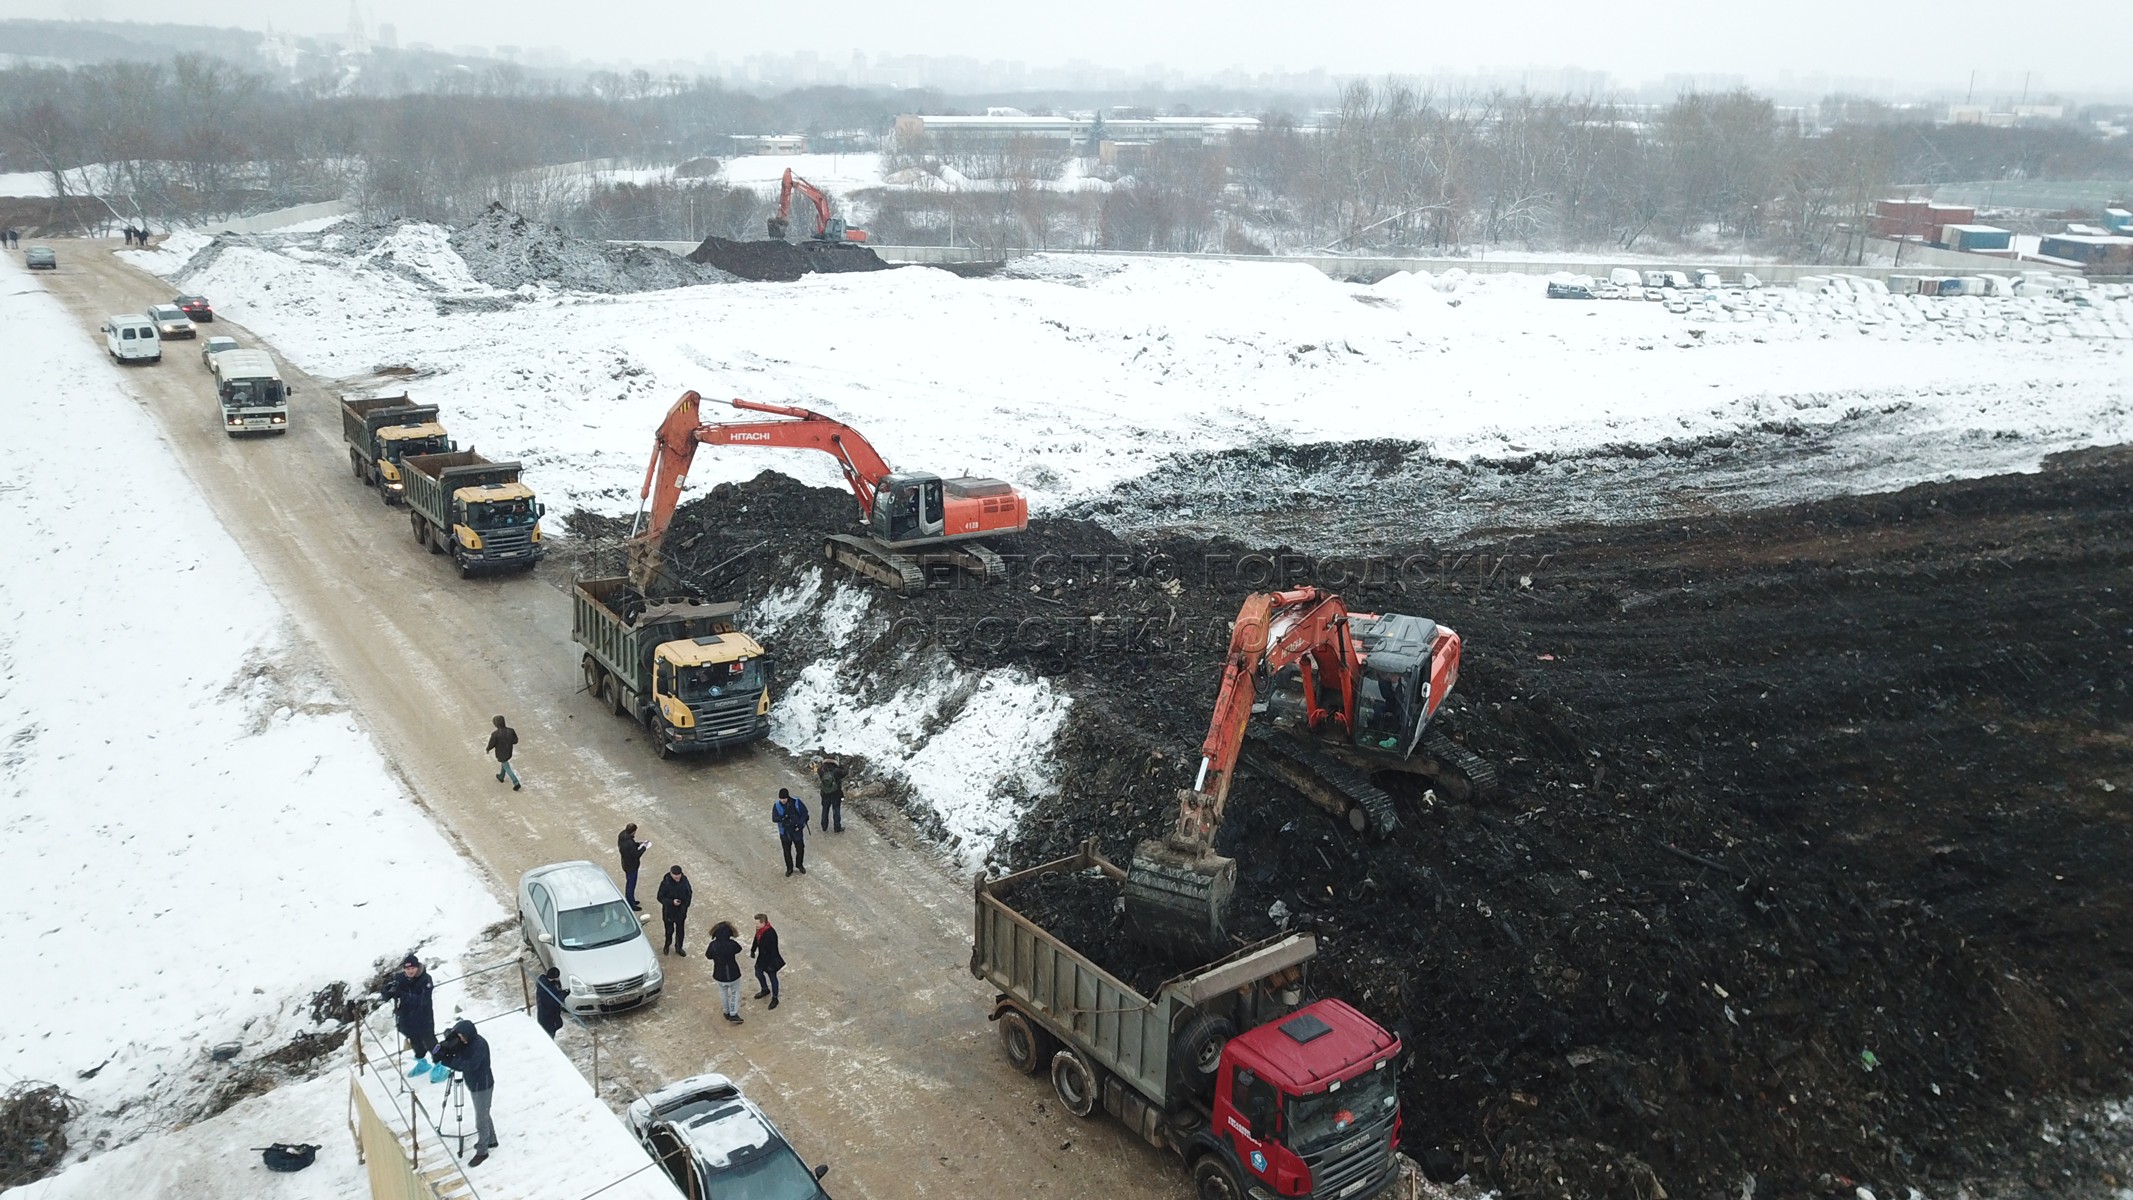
[750,913,785,1009]
[771,789,809,877]
[704,921,745,1023]
[655,866,692,955]
[486,716,520,790]
[813,755,846,833]
[534,967,569,1039]
[382,955,437,1076]
[431,1019,498,1165]
[617,824,649,909]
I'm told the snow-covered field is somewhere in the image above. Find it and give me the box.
[130,228,2133,525]
[0,251,501,1181]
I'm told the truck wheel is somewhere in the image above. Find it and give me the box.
[410,512,426,545]
[1190,1157,1246,1200]
[1049,1049,1100,1118]
[582,656,606,701]
[349,449,363,480]
[997,1008,1053,1075]
[1174,1013,1235,1099]
[608,678,629,718]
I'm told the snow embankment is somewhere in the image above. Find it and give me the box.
[0,253,502,1173]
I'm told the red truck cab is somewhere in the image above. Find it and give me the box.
[1210,999,1402,1199]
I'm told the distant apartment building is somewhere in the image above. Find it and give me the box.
[893,111,1260,158]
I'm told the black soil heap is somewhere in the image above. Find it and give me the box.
[686,234,892,282]
[578,449,2133,1199]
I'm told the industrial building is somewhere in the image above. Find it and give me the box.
[893,111,1260,154]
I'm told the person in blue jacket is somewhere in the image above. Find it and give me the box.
[772,788,809,876]
[431,1019,498,1166]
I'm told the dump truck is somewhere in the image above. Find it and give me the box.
[572,576,774,757]
[213,349,291,436]
[400,450,544,577]
[342,394,455,504]
[974,841,1403,1200]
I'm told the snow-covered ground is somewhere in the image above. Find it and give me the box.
[131,229,2133,523]
[715,153,884,194]
[0,250,501,1180]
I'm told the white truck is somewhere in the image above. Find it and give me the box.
[212,349,292,436]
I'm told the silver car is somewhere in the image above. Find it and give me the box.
[518,861,663,1015]
[629,1073,832,1199]
[148,303,196,340]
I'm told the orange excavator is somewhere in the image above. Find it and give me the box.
[628,390,1028,595]
[1125,587,1495,953]
[766,168,869,247]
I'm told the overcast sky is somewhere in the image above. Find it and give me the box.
[12,0,2121,95]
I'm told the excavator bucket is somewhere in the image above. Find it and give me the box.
[1124,835,1237,958]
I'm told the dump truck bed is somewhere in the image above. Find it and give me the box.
[572,576,743,686]
[341,394,438,452]
[400,449,524,524]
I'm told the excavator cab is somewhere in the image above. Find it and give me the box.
[872,473,945,545]
[1350,614,1438,757]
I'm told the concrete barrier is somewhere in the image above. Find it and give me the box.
[213,200,355,235]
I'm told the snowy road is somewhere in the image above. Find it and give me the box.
[31,238,1187,1199]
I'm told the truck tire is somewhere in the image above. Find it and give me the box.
[1190,1156,1246,1200]
[582,656,607,702]
[349,449,363,481]
[1049,1049,1100,1118]
[609,677,629,718]
[1174,1013,1235,1098]
[996,1008,1053,1076]
[410,512,426,546]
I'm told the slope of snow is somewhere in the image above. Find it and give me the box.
[0,251,502,1167]
[717,153,884,194]
[138,238,2133,523]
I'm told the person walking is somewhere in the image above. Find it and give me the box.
[485,716,521,790]
[813,755,847,833]
[430,1019,498,1166]
[382,955,438,1077]
[534,967,569,1040]
[704,921,744,1023]
[617,823,649,910]
[655,865,692,955]
[772,788,809,877]
[749,913,785,1010]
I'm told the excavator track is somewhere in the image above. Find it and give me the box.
[1242,732,1401,836]
[1423,730,1499,803]
[912,539,1008,585]
[824,534,926,595]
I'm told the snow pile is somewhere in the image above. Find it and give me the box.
[362,222,489,293]
[448,203,730,293]
[0,254,501,1168]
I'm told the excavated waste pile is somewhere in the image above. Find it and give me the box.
[575,449,2133,1200]
[686,234,892,282]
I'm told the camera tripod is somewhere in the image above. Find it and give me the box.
[440,1071,470,1158]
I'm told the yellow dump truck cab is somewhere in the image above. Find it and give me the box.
[449,481,544,563]
[649,632,774,750]
[374,422,454,496]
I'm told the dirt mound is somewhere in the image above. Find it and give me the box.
[589,451,2133,1200]
[686,234,892,282]
[452,203,732,292]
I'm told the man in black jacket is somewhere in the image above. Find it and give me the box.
[382,955,437,1077]
[432,1019,498,1166]
[617,823,649,910]
[655,866,692,955]
[486,716,521,790]
[750,913,786,1009]
[534,967,569,1039]
[813,755,846,833]
[771,789,809,877]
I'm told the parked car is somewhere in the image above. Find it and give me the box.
[628,1073,832,1200]
[25,246,56,270]
[1545,279,1595,299]
[517,861,663,1015]
[147,303,196,340]
[1642,286,1664,302]
[200,335,240,370]
[175,294,214,321]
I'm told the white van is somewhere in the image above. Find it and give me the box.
[101,314,161,364]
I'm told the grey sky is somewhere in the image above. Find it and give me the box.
[14,0,2122,95]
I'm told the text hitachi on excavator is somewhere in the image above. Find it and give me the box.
[1125,587,1496,955]
[627,390,1029,595]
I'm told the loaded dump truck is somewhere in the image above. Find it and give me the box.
[572,576,774,757]
[974,841,1403,1200]
[400,450,544,577]
[213,349,291,436]
[342,394,455,504]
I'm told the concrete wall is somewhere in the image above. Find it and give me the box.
[213,200,355,235]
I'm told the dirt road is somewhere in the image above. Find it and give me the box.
[38,240,1185,1199]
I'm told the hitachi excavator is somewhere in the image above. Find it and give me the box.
[1125,587,1496,955]
[766,168,869,247]
[628,390,1029,595]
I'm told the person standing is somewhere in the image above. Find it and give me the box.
[382,955,438,1077]
[813,755,847,833]
[704,921,744,1024]
[534,967,569,1040]
[617,823,649,910]
[430,1019,498,1166]
[486,716,521,790]
[655,865,692,955]
[749,913,785,1009]
[772,788,809,877]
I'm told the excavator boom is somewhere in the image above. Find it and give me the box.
[768,169,869,244]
